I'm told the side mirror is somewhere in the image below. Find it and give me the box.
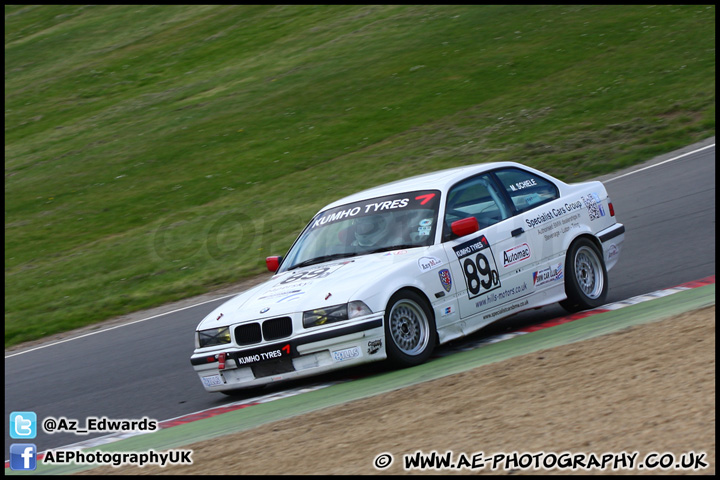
[266,256,283,273]
[451,217,479,238]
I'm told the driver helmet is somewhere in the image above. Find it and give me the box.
[354,215,389,246]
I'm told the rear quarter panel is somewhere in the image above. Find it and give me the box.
[530,180,616,259]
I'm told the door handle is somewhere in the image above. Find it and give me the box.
[511,227,525,237]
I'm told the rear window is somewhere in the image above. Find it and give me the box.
[494,167,559,213]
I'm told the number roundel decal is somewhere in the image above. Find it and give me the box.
[452,236,501,299]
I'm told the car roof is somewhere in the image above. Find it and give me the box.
[320,161,550,210]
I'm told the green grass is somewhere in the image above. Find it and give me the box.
[4,5,715,347]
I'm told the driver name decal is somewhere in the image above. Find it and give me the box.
[507,178,537,191]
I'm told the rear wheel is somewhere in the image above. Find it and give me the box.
[384,290,436,368]
[559,237,608,312]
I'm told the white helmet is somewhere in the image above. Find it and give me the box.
[354,215,389,247]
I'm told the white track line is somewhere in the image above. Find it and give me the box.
[4,293,237,359]
[605,143,714,182]
[6,143,714,358]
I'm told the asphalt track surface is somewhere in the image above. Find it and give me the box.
[4,138,715,454]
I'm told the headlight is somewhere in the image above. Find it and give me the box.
[303,301,372,328]
[348,300,373,318]
[197,326,231,348]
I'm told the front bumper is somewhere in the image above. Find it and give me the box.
[190,316,386,392]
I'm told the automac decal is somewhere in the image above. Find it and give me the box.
[502,243,531,268]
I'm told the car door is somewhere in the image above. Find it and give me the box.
[491,167,563,292]
[441,173,533,320]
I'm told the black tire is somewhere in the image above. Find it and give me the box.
[559,237,608,312]
[384,290,437,368]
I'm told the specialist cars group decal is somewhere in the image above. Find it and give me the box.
[523,197,586,229]
[452,235,501,299]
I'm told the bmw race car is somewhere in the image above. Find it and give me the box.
[191,162,624,393]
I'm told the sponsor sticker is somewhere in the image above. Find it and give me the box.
[608,244,619,259]
[277,292,305,303]
[418,256,443,273]
[525,209,555,229]
[440,305,455,317]
[582,192,606,221]
[332,346,361,362]
[503,243,531,267]
[310,190,440,230]
[438,268,453,292]
[383,249,408,256]
[259,282,312,300]
[452,235,490,259]
[201,375,224,387]
[452,235,501,299]
[533,262,563,287]
[234,344,292,366]
[367,339,382,355]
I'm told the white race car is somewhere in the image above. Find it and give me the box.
[191,162,624,393]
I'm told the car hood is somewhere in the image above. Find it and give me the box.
[196,248,430,330]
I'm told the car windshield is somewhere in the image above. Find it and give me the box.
[281,190,441,271]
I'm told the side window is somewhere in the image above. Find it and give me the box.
[494,167,559,213]
[443,174,511,241]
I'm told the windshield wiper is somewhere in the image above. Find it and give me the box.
[287,253,359,271]
[365,244,422,255]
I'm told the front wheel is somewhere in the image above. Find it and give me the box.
[384,290,436,368]
[559,237,608,312]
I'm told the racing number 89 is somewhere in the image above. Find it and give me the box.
[462,252,499,296]
[281,266,331,284]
